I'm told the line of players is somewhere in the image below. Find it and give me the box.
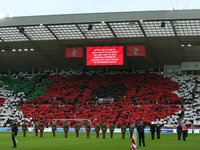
[21,120,135,139]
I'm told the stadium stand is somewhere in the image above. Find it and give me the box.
[165,73,200,128]
[0,71,54,127]
[0,70,190,129]
[0,87,29,127]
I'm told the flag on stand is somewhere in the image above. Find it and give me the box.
[131,131,138,150]
[127,45,146,56]
[65,47,83,58]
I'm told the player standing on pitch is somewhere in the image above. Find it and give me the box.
[11,121,18,148]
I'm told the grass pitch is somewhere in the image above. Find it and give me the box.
[0,132,199,150]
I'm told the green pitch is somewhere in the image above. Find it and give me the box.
[0,132,199,150]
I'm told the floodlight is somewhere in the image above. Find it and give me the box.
[189,6,194,9]
[0,13,4,18]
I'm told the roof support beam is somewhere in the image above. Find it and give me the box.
[170,21,178,36]
[76,24,87,39]
[16,27,31,41]
[15,27,58,69]
[0,37,5,42]
[170,21,185,61]
[45,25,59,40]
[106,23,117,38]
[138,21,147,37]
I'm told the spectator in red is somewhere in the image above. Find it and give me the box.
[182,121,188,141]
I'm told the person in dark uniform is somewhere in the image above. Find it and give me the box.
[150,122,155,140]
[75,121,80,137]
[52,120,57,137]
[22,121,27,137]
[177,123,182,140]
[109,122,115,138]
[34,121,39,137]
[129,123,134,139]
[121,124,126,139]
[63,121,69,138]
[137,121,145,147]
[39,121,44,138]
[11,121,18,148]
[156,123,162,139]
[101,121,107,139]
[86,121,91,139]
[95,121,100,138]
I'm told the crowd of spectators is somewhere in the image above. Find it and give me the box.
[166,73,200,128]
[0,69,199,129]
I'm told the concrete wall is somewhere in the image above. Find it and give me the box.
[181,62,200,70]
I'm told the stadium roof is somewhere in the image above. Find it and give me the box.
[1,10,200,72]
